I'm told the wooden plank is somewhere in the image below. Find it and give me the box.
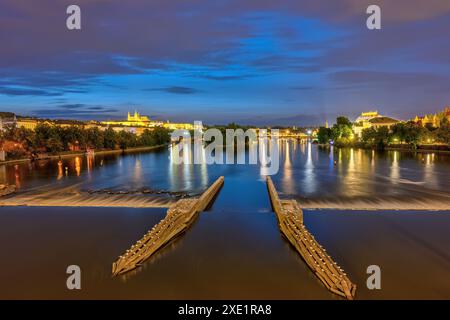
[112,176,224,276]
[266,176,356,300]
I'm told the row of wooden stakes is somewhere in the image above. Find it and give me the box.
[112,176,357,299]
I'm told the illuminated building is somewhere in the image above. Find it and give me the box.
[83,121,105,130]
[16,118,40,130]
[110,126,148,135]
[446,107,450,123]
[102,111,157,127]
[15,118,85,130]
[355,111,380,123]
[102,111,194,131]
[367,116,399,130]
[353,111,400,138]
[412,107,450,128]
[2,110,195,136]
[0,112,16,131]
[353,111,381,138]
[162,121,194,131]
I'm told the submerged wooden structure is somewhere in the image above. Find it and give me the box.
[0,184,15,197]
[112,176,224,276]
[266,176,356,300]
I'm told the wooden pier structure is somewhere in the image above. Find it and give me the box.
[266,176,356,300]
[112,176,224,276]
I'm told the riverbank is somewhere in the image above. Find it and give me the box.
[386,145,450,154]
[317,143,450,154]
[0,144,166,165]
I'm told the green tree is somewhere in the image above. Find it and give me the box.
[361,127,376,144]
[361,126,390,149]
[85,127,104,149]
[317,127,332,144]
[391,123,407,144]
[47,137,63,153]
[403,122,427,149]
[33,123,52,149]
[336,116,352,127]
[2,124,34,150]
[139,129,156,146]
[116,130,137,150]
[103,127,117,149]
[434,124,450,145]
[331,116,353,141]
[151,126,171,145]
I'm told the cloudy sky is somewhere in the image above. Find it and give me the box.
[1,0,450,125]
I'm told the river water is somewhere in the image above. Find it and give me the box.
[0,140,449,299]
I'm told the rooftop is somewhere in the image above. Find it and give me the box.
[369,116,399,124]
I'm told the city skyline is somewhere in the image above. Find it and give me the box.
[1,1,450,125]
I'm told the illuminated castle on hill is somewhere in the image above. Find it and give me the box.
[127,111,150,124]
[101,110,194,131]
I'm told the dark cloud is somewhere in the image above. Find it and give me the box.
[33,107,119,120]
[1,0,450,122]
[59,104,86,109]
[30,104,120,120]
[145,86,202,94]
[62,89,90,94]
[0,86,62,96]
[2,1,450,76]
[0,71,95,96]
[199,75,251,81]
[55,104,115,112]
[330,70,450,90]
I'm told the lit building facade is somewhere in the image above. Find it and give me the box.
[411,107,450,128]
[102,111,155,127]
[367,116,399,130]
[352,111,381,138]
[16,118,40,130]
[162,121,194,131]
[0,113,16,131]
[352,111,399,138]
[101,111,194,131]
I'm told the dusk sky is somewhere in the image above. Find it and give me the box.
[1,0,450,125]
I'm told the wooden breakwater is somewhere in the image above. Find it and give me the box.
[112,176,224,276]
[0,184,15,197]
[266,176,356,300]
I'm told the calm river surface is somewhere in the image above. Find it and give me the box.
[0,141,449,299]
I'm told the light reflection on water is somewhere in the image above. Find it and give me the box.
[1,141,450,208]
[0,141,450,299]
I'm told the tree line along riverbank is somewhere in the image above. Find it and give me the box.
[316,116,450,151]
[0,122,171,162]
[0,145,167,165]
